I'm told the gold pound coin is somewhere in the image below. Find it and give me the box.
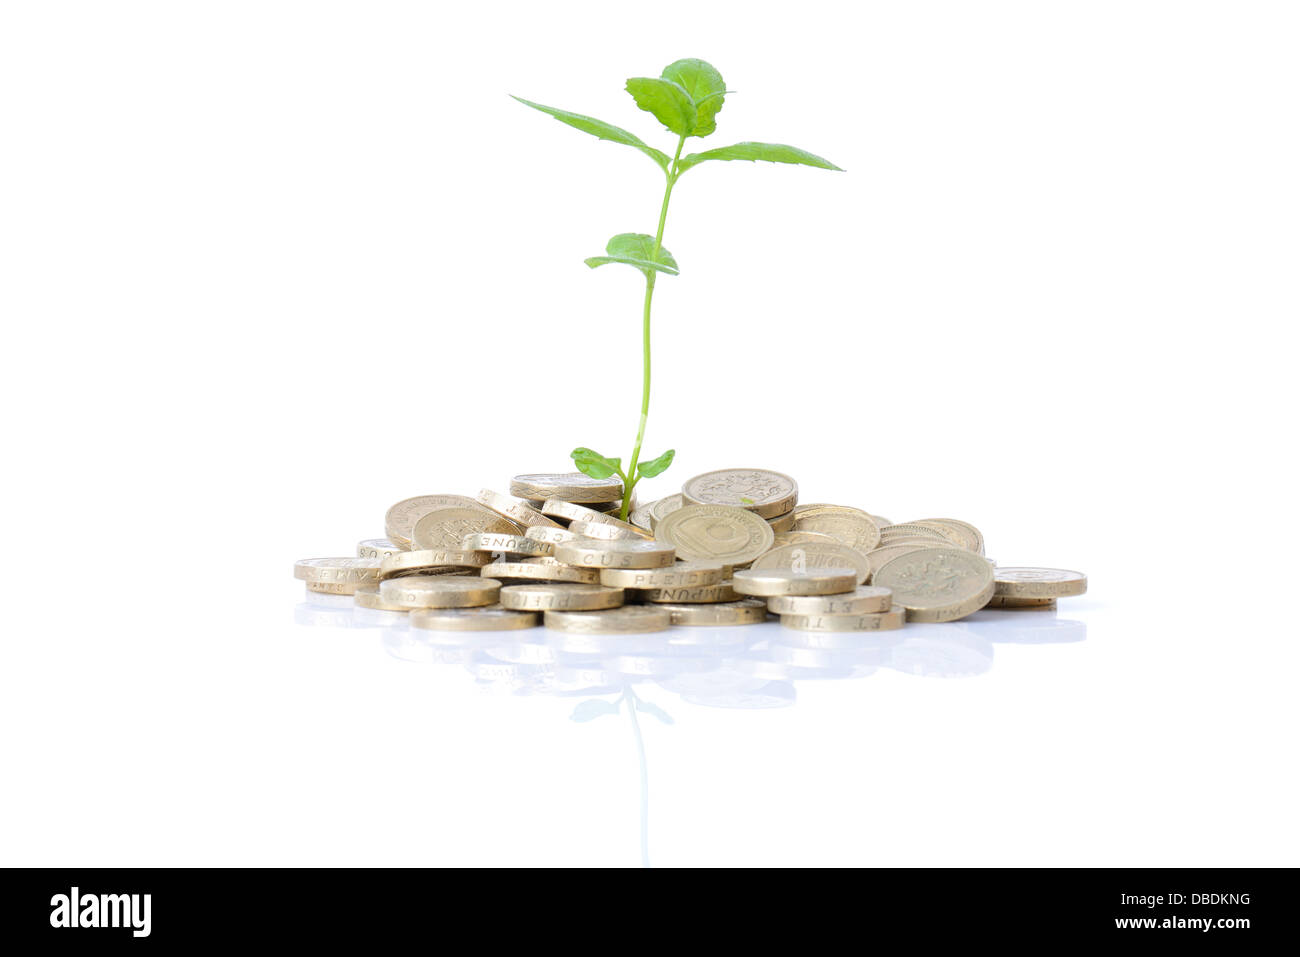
[636,581,739,603]
[379,548,490,580]
[655,504,774,567]
[306,580,363,595]
[873,548,995,622]
[750,541,871,585]
[681,468,798,519]
[553,538,676,569]
[767,510,796,533]
[993,567,1087,598]
[543,606,671,634]
[384,494,482,547]
[509,472,623,503]
[648,493,685,530]
[986,595,1058,609]
[525,525,579,545]
[412,504,520,549]
[353,585,410,611]
[628,501,655,530]
[772,530,839,548]
[460,532,554,558]
[500,583,625,611]
[379,576,502,609]
[411,606,539,631]
[480,560,601,584]
[780,604,907,632]
[879,523,951,543]
[476,489,564,530]
[790,504,882,552]
[656,599,768,626]
[909,518,985,555]
[294,558,382,595]
[546,501,654,539]
[863,542,950,579]
[767,586,893,615]
[599,561,726,589]
[567,519,646,542]
[733,567,859,597]
[357,539,405,559]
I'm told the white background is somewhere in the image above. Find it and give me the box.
[2,1,1297,866]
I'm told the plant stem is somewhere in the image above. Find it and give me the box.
[621,135,686,521]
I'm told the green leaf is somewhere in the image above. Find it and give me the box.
[660,59,726,137]
[584,233,679,277]
[571,447,623,480]
[625,77,697,136]
[571,699,622,722]
[511,95,669,170]
[677,141,844,174]
[636,449,675,478]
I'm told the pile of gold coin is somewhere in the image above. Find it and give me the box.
[295,468,1088,634]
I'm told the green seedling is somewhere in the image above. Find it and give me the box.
[514,58,842,520]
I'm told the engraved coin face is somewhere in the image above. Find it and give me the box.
[655,504,774,566]
[509,472,623,503]
[681,469,798,519]
[412,505,518,550]
[993,567,1088,598]
[385,494,481,546]
[873,548,995,622]
[751,541,871,584]
[790,505,881,552]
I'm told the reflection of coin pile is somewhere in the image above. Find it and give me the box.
[295,468,1088,634]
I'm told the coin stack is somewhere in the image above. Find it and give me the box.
[295,468,1088,635]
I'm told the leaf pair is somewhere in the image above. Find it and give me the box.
[570,446,674,480]
[513,57,843,175]
[626,58,726,138]
[585,233,677,278]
